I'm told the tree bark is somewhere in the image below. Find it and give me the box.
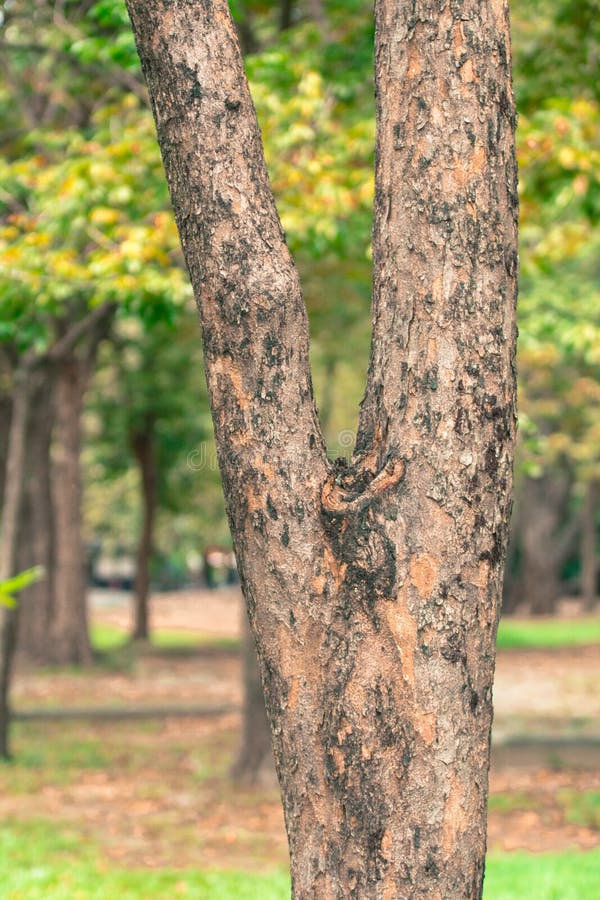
[16,376,56,663]
[581,480,598,611]
[231,609,275,785]
[0,366,32,758]
[126,1,518,896]
[49,354,93,664]
[131,422,157,642]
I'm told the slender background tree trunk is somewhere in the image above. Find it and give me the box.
[50,355,93,664]
[231,610,275,785]
[0,367,33,757]
[16,376,55,663]
[518,473,575,615]
[131,422,157,642]
[126,1,518,895]
[581,479,598,611]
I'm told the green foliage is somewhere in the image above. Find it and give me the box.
[1,0,598,560]
[0,566,44,609]
[512,3,600,482]
[0,96,191,351]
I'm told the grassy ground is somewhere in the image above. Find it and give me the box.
[5,604,596,897]
[92,616,600,655]
[496,616,600,649]
[91,623,240,653]
[0,820,598,899]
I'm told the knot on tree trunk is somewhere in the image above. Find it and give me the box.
[319,453,405,610]
[320,453,405,519]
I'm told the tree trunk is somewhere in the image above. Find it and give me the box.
[0,368,32,758]
[280,0,295,31]
[0,389,11,507]
[306,0,327,29]
[126,1,518,896]
[518,474,574,616]
[50,355,93,664]
[16,377,56,663]
[581,480,598,611]
[232,608,275,785]
[131,423,157,642]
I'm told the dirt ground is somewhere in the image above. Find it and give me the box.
[5,588,599,870]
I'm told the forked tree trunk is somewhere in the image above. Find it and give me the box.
[131,424,157,642]
[126,1,518,896]
[50,355,93,664]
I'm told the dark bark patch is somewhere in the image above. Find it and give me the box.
[441,630,466,665]
[266,494,278,520]
[484,445,498,477]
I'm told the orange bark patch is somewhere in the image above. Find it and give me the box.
[330,746,345,777]
[287,675,299,713]
[312,573,327,595]
[471,144,486,174]
[465,561,490,589]
[253,455,276,481]
[246,487,263,514]
[212,356,247,406]
[386,593,418,685]
[409,553,439,596]
[407,49,422,79]
[443,779,467,856]
[415,711,437,746]
[380,828,393,861]
[460,59,475,83]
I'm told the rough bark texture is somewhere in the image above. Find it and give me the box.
[231,610,275,785]
[126,1,518,897]
[581,480,598,611]
[131,423,157,641]
[16,377,56,662]
[50,355,93,665]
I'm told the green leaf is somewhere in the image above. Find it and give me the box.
[0,566,45,595]
[0,592,17,609]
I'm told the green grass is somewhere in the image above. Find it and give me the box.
[0,821,288,899]
[488,791,537,813]
[91,623,240,653]
[1,821,599,899]
[496,616,600,649]
[484,850,600,899]
[558,789,600,829]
